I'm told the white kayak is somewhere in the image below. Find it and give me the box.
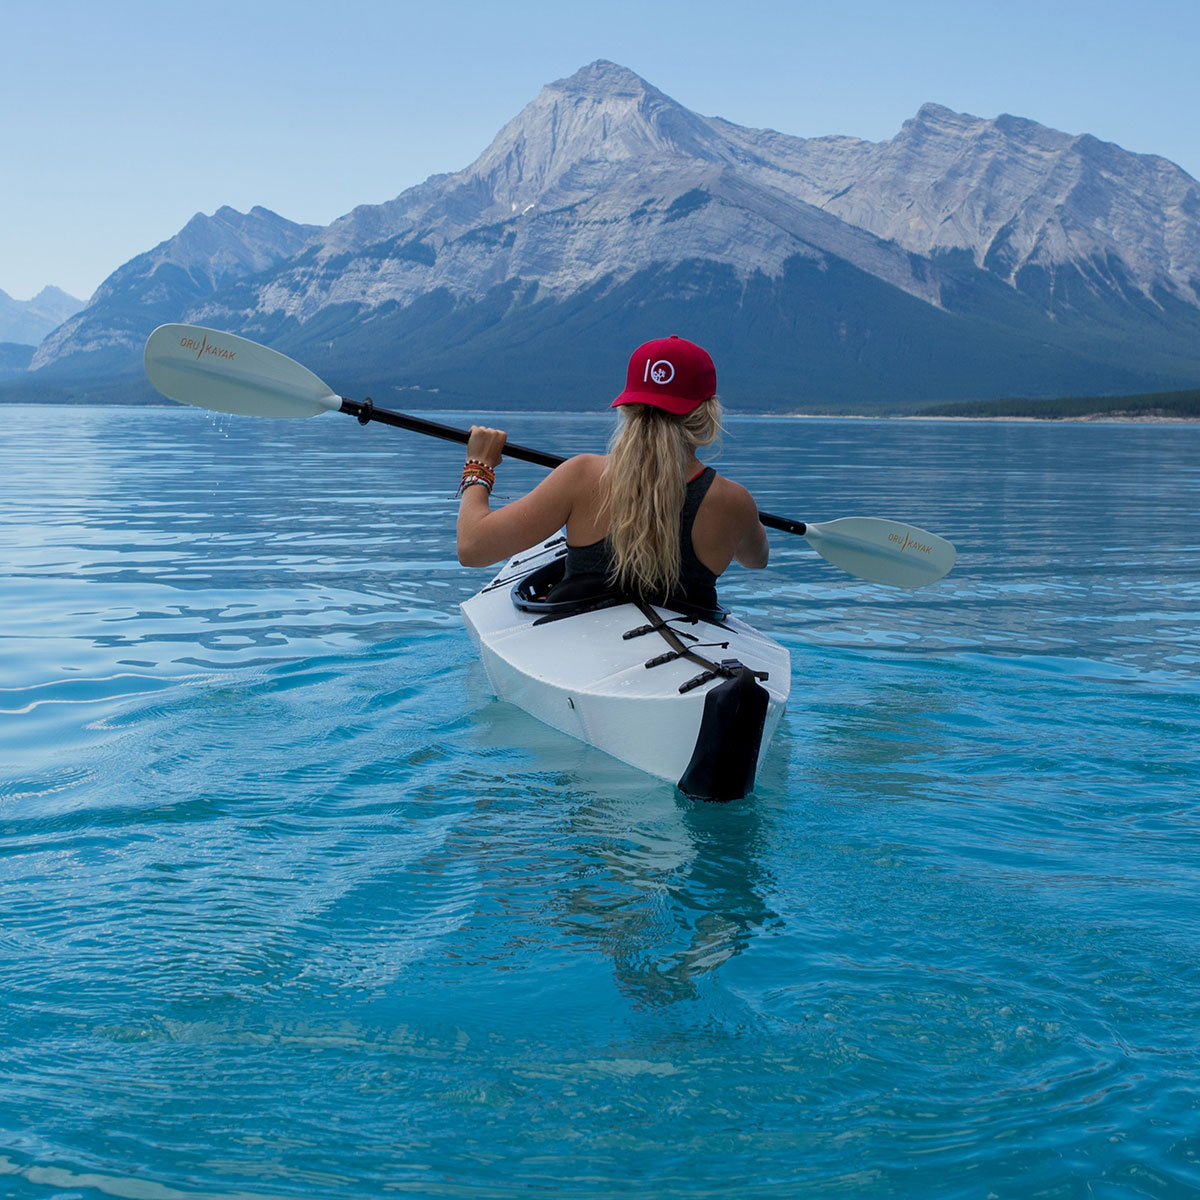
[461,536,791,800]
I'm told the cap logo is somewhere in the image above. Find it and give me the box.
[644,358,675,385]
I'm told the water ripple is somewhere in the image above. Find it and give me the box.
[2,409,1199,1197]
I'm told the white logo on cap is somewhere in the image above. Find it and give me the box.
[644,359,675,385]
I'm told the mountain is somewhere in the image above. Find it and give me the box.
[738,102,1200,308]
[0,285,85,346]
[30,206,320,376]
[15,62,1200,410]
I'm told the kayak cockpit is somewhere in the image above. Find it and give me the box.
[509,546,730,626]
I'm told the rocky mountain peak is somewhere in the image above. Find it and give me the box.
[0,284,85,346]
[166,206,316,271]
[813,102,1200,304]
[465,59,728,212]
[908,102,973,129]
[29,285,82,307]
[546,59,655,100]
[30,205,320,370]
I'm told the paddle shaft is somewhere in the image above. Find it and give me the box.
[338,398,561,470]
[339,397,808,536]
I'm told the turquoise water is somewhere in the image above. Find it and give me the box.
[2,405,1198,1198]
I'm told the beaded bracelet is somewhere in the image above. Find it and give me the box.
[458,459,496,496]
[463,462,495,484]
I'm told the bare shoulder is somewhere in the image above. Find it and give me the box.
[557,452,607,477]
[707,472,768,568]
[692,471,768,571]
[707,473,759,520]
[549,452,607,495]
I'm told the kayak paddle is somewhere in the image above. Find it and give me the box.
[144,323,957,589]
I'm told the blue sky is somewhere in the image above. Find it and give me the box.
[3,0,1198,302]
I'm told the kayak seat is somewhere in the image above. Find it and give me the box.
[511,556,626,624]
[511,556,728,625]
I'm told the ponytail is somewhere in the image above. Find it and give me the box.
[604,398,722,597]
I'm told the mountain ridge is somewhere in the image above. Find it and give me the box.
[31,206,320,373]
[0,285,85,346]
[12,61,1200,409]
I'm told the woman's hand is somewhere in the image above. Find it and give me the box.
[466,425,507,468]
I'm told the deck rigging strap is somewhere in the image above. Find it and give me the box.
[622,615,702,643]
[632,600,767,694]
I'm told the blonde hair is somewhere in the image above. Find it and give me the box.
[604,398,722,598]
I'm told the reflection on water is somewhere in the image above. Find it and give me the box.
[553,791,778,1007]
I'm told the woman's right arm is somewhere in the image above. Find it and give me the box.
[457,448,599,568]
[730,484,769,569]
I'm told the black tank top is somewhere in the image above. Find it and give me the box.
[548,467,720,610]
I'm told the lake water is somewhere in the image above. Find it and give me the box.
[2,405,1198,1198]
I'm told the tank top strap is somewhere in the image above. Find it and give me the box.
[681,467,716,546]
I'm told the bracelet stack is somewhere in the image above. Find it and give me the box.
[458,458,496,496]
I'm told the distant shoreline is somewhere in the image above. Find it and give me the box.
[780,412,1200,424]
[2,399,1199,424]
[901,413,1200,424]
[898,388,1200,423]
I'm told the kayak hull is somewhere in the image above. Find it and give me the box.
[461,539,790,798]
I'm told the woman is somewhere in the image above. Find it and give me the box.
[456,335,768,609]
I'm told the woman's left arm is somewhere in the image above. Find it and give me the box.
[456,426,583,567]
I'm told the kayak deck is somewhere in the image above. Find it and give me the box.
[461,539,791,799]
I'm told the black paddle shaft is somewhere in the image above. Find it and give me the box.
[338,397,806,536]
[339,398,562,469]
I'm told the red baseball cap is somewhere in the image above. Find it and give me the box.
[611,335,716,415]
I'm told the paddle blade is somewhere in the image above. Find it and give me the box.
[803,517,956,589]
[144,324,343,419]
